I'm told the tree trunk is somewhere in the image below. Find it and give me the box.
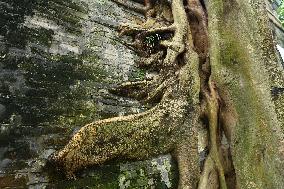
[50,0,284,188]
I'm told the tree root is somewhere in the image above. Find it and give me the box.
[118,0,188,67]
[109,75,173,104]
[186,0,208,57]
[161,0,189,66]
[198,156,215,189]
[136,51,164,68]
[109,80,152,99]
[119,22,175,36]
[198,82,227,189]
[49,84,192,178]
[185,1,230,187]
[174,137,200,189]
[111,0,147,14]
[144,77,173,103]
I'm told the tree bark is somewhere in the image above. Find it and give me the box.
[49,0,284,188]
[208,0,284,188]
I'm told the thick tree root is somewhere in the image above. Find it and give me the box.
[49,83,193,178]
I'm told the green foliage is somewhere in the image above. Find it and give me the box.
[277,1,284,25]
[143,34,162,54]
[144,34,162,49]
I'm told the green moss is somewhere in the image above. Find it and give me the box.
[130,68,147,81]
[1,47,108,125]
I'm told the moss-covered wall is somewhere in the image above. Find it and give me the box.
[0,0,177,188]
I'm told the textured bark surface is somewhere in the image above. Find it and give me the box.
[208,1,284,188]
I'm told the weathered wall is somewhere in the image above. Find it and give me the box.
[0,0,177,188]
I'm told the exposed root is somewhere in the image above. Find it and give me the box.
[160,40,185,66]
[119,22,175,36]
[109,75,166,101]
[202,82,227,189]
[111,0,147,14]
[109,80,151,99]
[198,156,215,189]
[119,0,188,67]
[118,18,170,55]
[49,0,200,181]
[109,75,173,104]
[185,0,234,188]
[161,0,189,66]
[186,0,208,57]
[144,78,172,103]
[174,139,200,189]
[49,82,192,178]
[136,51,164,68]
[197,82,229,189]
